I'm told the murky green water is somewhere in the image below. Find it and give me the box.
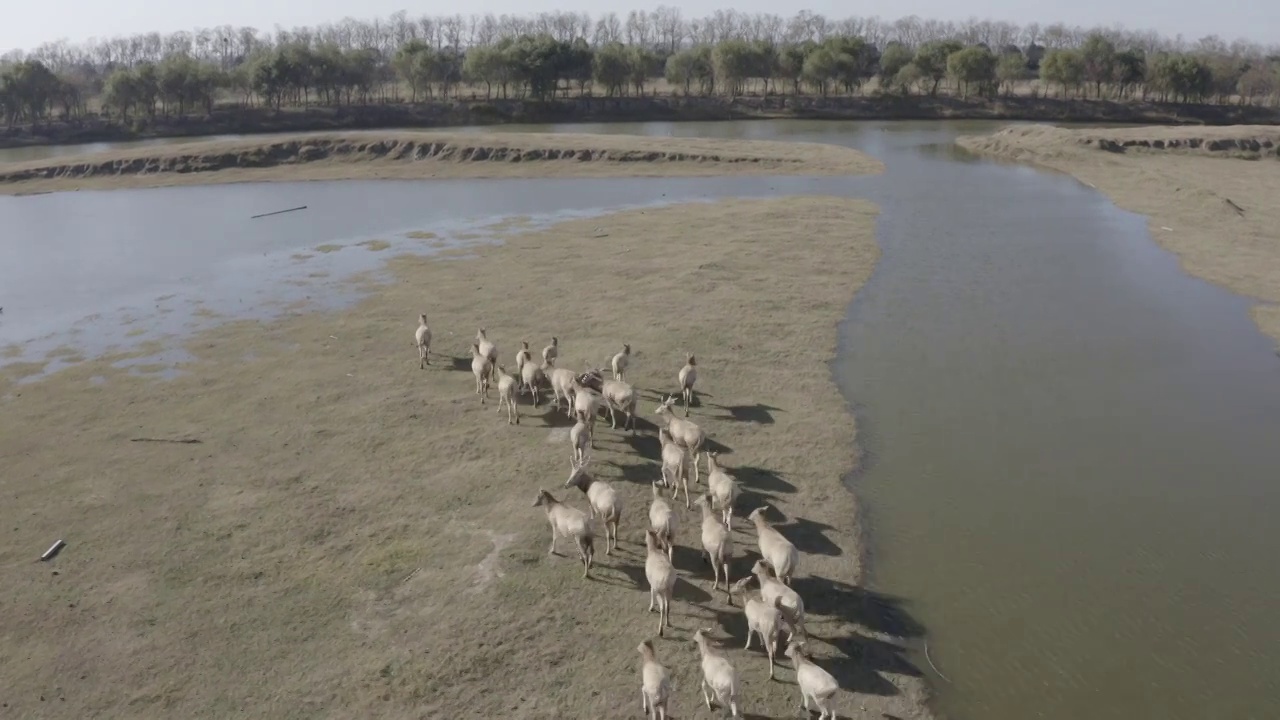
[3,120,1279,720]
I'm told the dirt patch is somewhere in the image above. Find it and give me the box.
[0,130,883,195]
[960,124,1280,346]
[358,240,392,252]
[0,196,932,719]
[313,243,344,253]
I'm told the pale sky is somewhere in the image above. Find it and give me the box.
[5,0,1278,56]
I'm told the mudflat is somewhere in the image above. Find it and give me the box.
[0,130,883,195]
[958,124,1280,345]
[0,196,933,719]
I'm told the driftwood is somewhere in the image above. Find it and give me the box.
[250,205,308,219]
[130,437,203,444]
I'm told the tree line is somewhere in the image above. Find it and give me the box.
[3,8,1279,127]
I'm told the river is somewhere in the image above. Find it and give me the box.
[2,120,1278,720]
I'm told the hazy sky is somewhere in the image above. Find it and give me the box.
[5,0,1278,55]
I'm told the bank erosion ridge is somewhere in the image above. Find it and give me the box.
[0,131,884,191]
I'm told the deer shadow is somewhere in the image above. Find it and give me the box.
[701,436,733,455]
[733,465,796,494]
[622,432,663,461]
[626,415,661,434]
[534,407,577,428]
[604,460,660,486]
[448,355,473,371]
[817,633,910,697]
[789,576,926,641]
[773,516,843,557]
[717,403,783,425]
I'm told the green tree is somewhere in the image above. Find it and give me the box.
[823,36,877,94]
[892,62,924,95]
[250,50,288,109]
[947,46,997,98]
[801,47,837,97]
[777,43,812,95]
[592,42,630,96]
[996,52,1029,96]
[508,34,566,100]
[102,68,138,120]
[711,39,754,96]
[878,42,914,90]
[1237,61,1277,104]
[1205,54,1246,104]
[158,55,198,115]
[562,39,594,96]
[1079,33,1117,98]
[1,60,60,124]
[914,40,963,95]
[394,41,437,101]
[133,62,159,117]
[1114,50,1146,98]
[664,49,699,95]
[462,44,508,99]
[1041,49,1086,97]
[627,45,659,95]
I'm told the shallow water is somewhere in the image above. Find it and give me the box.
[3,120,1279,720]
[0,169,871,375]
[0,134,244,163]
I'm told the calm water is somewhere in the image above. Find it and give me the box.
[0,167,870,370]
[3,120,1279,720]
[0,134,243,163]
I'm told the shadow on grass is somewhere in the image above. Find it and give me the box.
[717,402,783,425]
[622,432,662,461]
[774,516,844,557]
[605,460,660,485]
[787,575,925,695]
[534,407,577,428]
[734,465,796,494]
[790,577,926,640]
[702,436,733,455]
[819,633,910,697]
[610,562,713,606]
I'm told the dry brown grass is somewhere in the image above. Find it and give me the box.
[959,124,1280,345]
[0,195,933,719]
[0,130,883,195]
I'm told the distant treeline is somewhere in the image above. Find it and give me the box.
[2,9,1279,135]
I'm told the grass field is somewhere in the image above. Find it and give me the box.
[0,192,936,719]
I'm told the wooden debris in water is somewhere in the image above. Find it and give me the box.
[250,205,308,219]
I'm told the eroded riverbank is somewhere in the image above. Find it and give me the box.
[0,130,881,195]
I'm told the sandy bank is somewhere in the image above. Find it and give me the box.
[0,197,932,719]
[0,130,882,195]
[959,124,1280,345]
